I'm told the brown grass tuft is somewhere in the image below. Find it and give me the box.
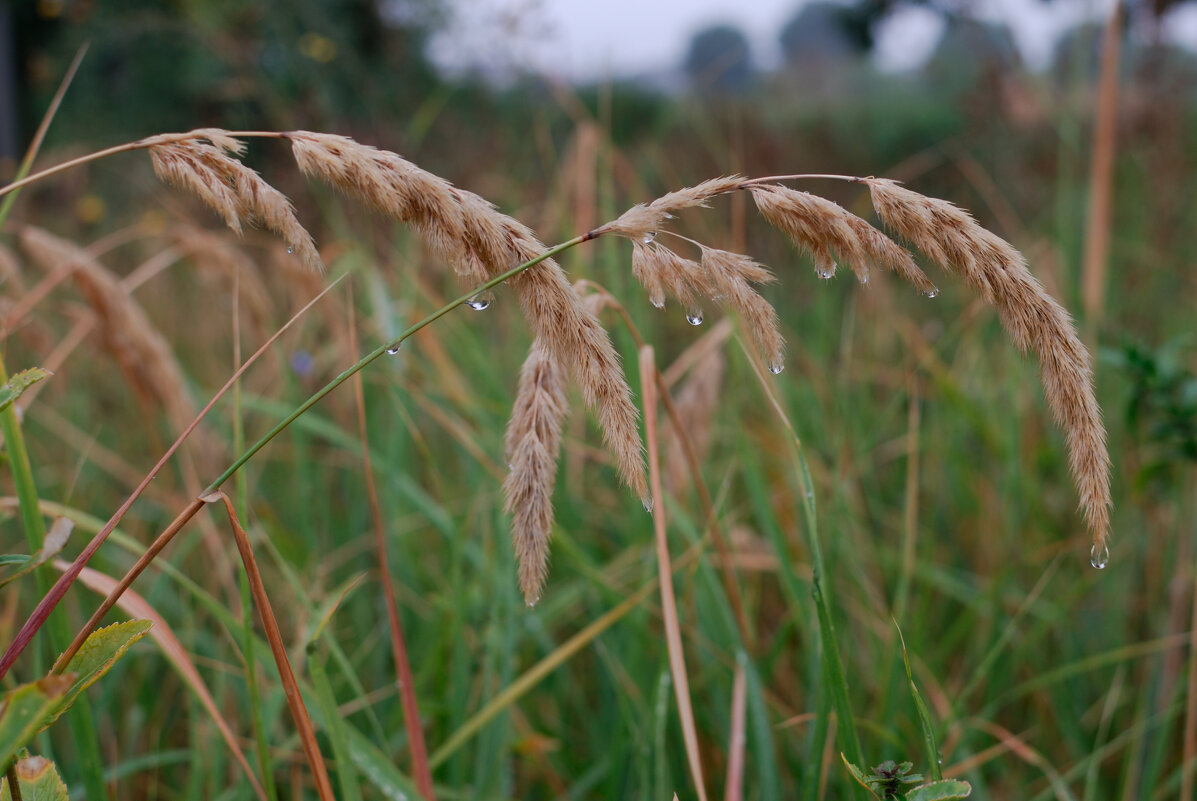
[146,130,322,272]
[503,337,569,604]
[865,178,1112,551]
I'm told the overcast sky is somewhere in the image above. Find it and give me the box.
[424,0,1195,81]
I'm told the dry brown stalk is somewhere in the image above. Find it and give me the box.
[286,131,647,501]
[865,178,1112,553]
[146,130,322,271]
[664,345,725,498]
[504,337,569,604]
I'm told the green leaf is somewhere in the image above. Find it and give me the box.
[41,619,152,731]
[0,677,74,771]
[904,780,972,800]
[0,369,51,413]
[896,622,942,782]
[1,754,70,801]
[840,755,883,799]
[0,518,74,589]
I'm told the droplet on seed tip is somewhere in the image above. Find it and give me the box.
[286,246,294,255]
[685,308,704,326]
[1090,543,1110,570]
[768,361,784,375]
[923,287,939,299]
[466,290,493,311]
[817,262,836,280]
[642,495,654,513]
[642,232,657,244]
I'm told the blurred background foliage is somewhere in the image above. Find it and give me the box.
[2,0,1197,799]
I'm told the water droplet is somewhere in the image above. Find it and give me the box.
[923,287,939,299]
[685,308,704,326]
[642,495,654,513]
[858,272,871,285]
[385,343,402,355]
[1090,543,1110,570]
[642,232,657,244]
[768,361,784,375]
[650,292,665,309]
[526,596,540,609]
[466,290,493,311]
[817,261,836,280]
[286,246,294,255]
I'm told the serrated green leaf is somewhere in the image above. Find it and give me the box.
[0,754,69,801]
[0,368,51,413]
[904,780,972,801]
[840,754,883,799]
[0,677,74,771]
[40,619,152,731]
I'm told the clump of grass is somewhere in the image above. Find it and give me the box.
[0,126,1111,671]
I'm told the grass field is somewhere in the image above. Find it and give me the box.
[2,28,1196,801]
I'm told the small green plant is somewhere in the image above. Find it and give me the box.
[841,757,971,800]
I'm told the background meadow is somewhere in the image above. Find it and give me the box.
[2,1,1196,798]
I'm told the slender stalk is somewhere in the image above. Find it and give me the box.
[640,345,709,801]
[5,764,23,801]
[204,234,586,494]
[207,492,336,801]
[0,130,288,199]
[233,277,279,801]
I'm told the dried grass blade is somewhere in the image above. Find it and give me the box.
[204,491,335,801]
[53,560,268,801]
[724,656,747,801]
[639,345,709,801]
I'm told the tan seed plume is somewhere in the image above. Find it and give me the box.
[600,175,745,241]
[146,130,322,271]
[287,131,647,500]
[750,184,939,295]
[865,178,1112,552]
[503,337,569,604]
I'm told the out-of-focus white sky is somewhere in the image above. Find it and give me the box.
[422,0,1197,81]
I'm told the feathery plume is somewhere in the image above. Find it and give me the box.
[750,184,938,295]
[147,130,322,271]
[699,247,784,372]
[503,338,569,604]
[600,175,745,241]
[288,131,647,499]
[865,178,1112,552]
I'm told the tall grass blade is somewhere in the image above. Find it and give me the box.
[895,623,942,781]
[640,345,709,801]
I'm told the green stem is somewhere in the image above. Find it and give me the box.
[203,234,587,495]
[0,353,110,801]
